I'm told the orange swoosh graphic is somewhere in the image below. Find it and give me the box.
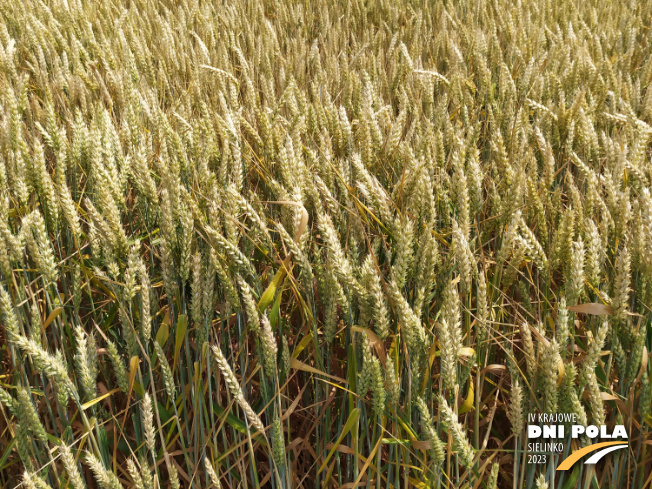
[557,441,628,470]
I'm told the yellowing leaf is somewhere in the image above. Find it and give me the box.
[567,303,613,315]
[290,358,347,384]
[599,392,620,401]
[458,378,474,414]
[429,340,439,367]
[481,364,507,375]
[459,347,476,358]
[81,388,119,410]
[294,206,309,242]
[128,356,139,398]
[42,307,62,330]
[351,326,385,363]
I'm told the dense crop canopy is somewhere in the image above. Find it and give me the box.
[0,0,650,487]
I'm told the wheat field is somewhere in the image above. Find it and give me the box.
[0,0,650,487]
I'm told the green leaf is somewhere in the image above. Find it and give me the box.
[156,321,169,348]
[318,408,360,473]
[258,262,287,313]
[173,314,187,372]
[268,287,282,330]
[561,466,580,489]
